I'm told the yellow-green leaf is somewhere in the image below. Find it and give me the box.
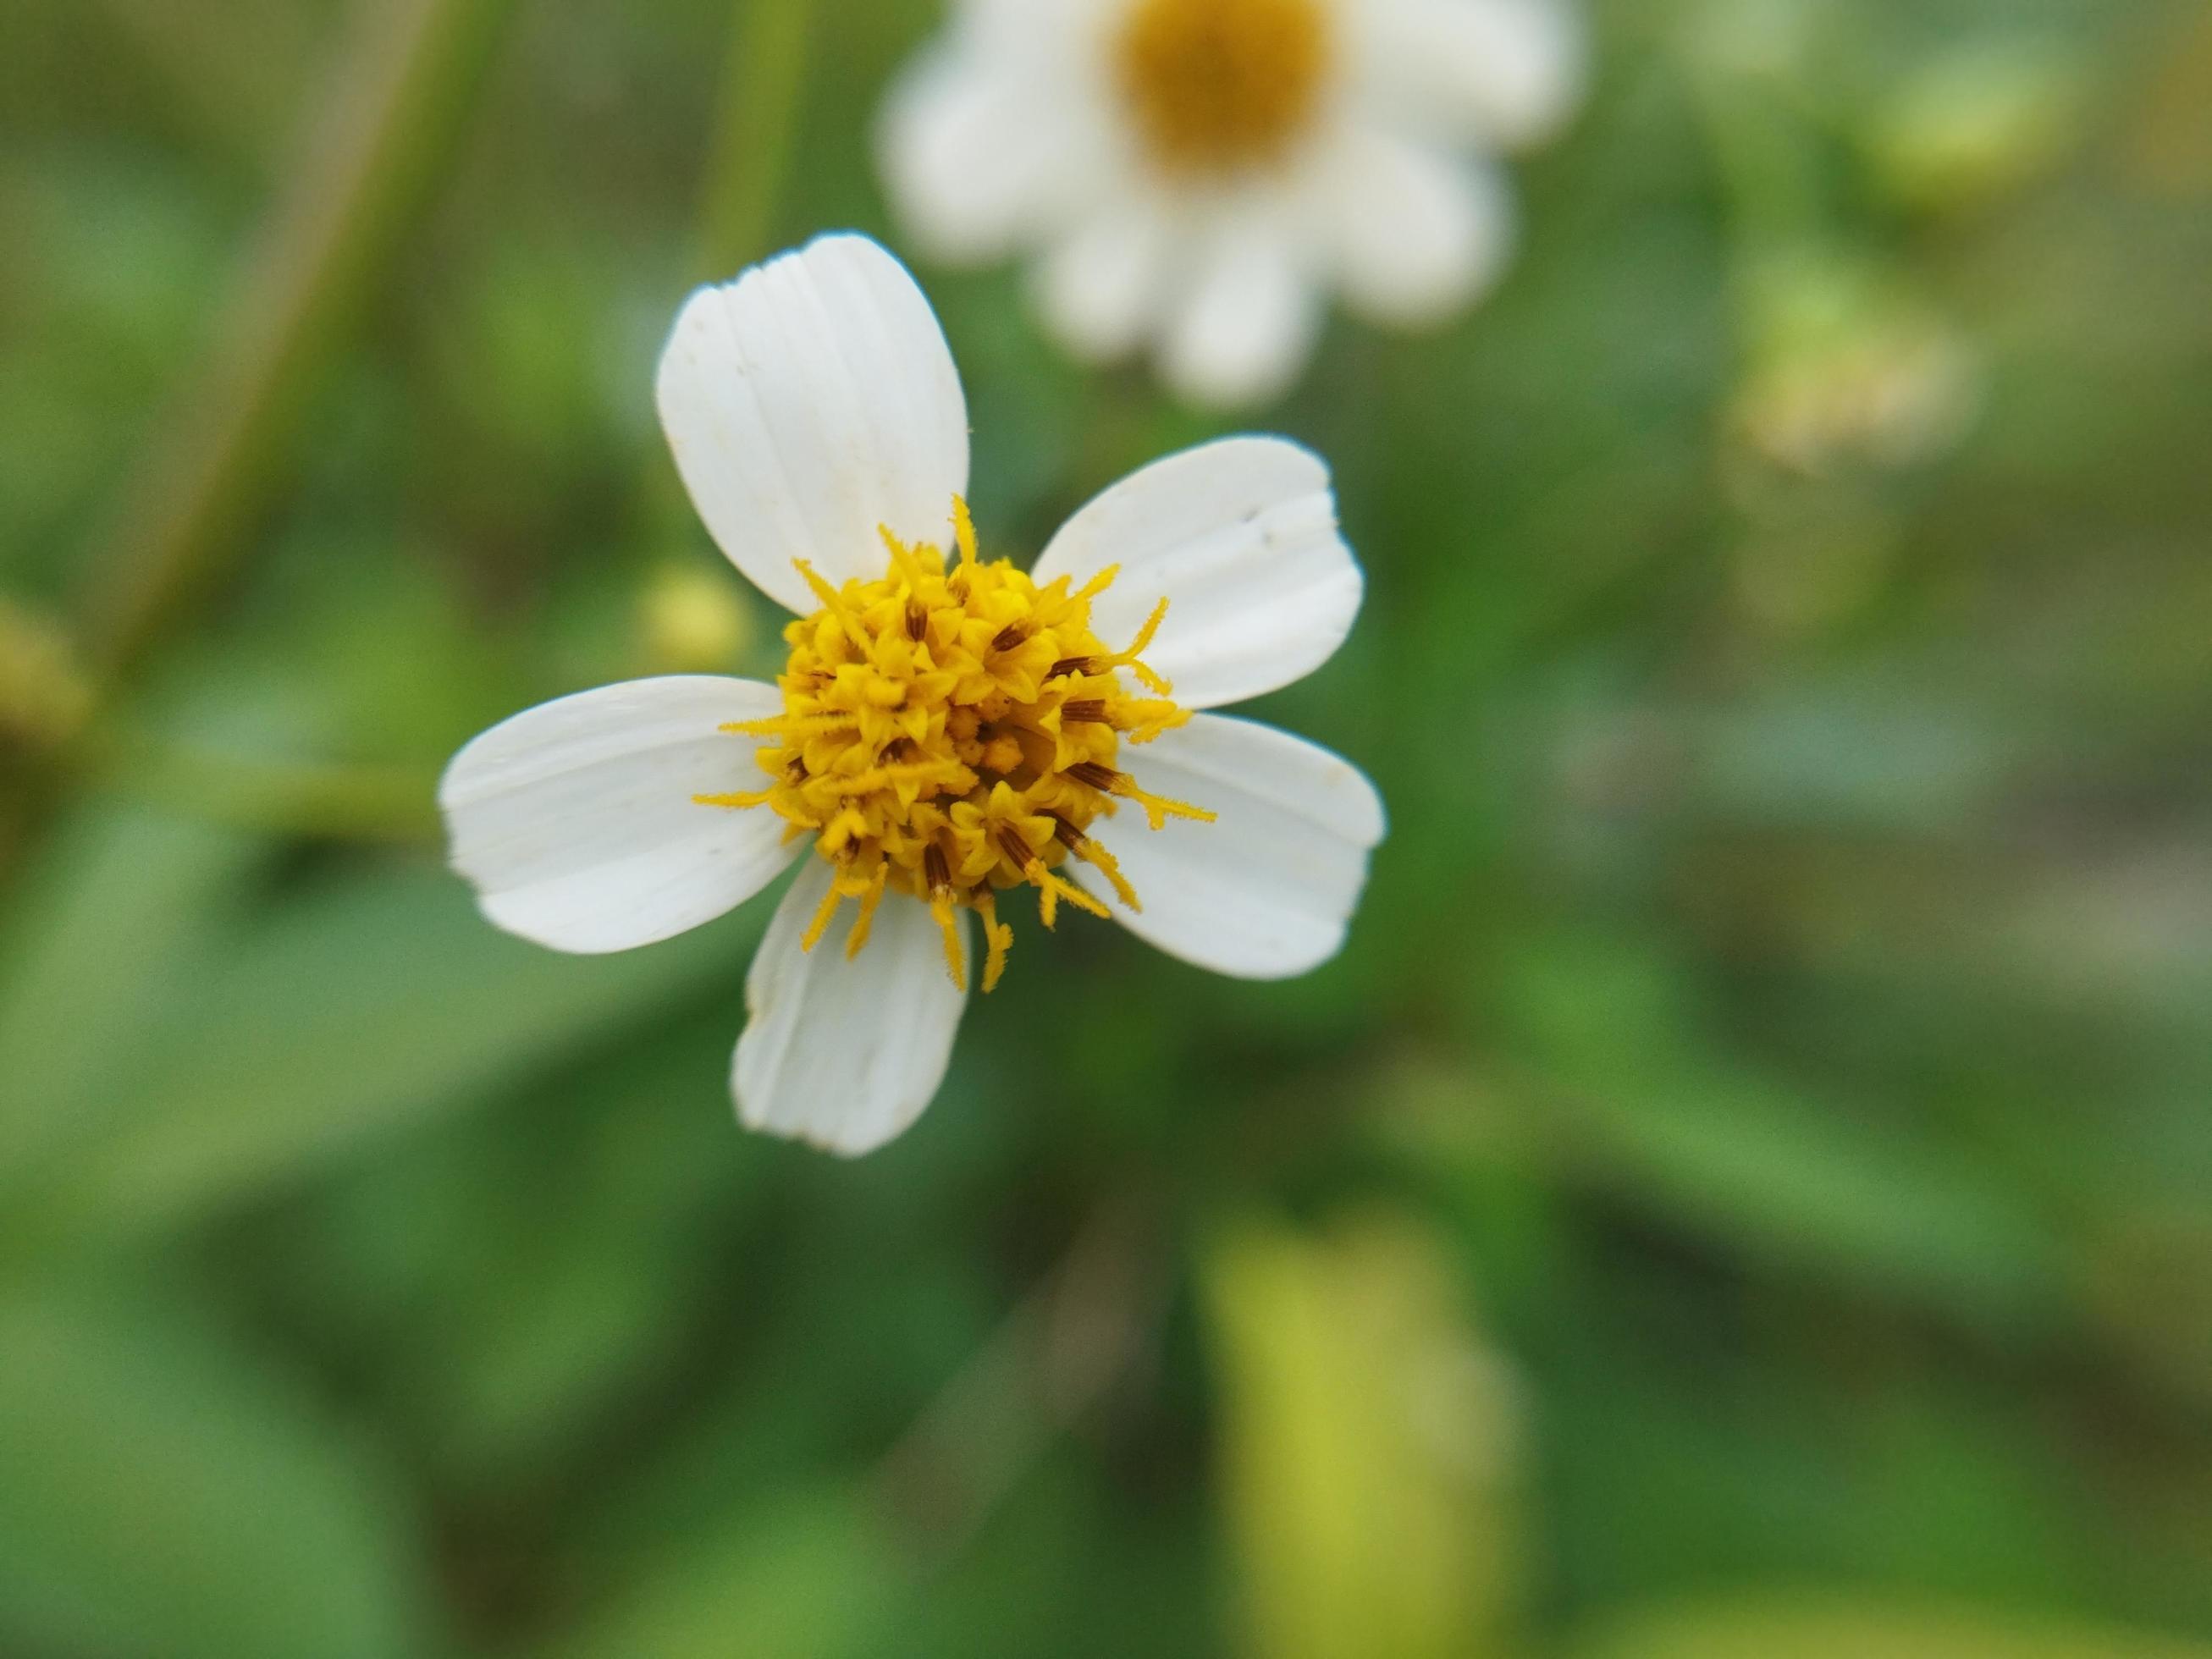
[1574,1596,2212,1659]
[1200,1212,1523,1659]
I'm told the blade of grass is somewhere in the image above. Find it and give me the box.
[78,0,513,684]
[693,0,816,283]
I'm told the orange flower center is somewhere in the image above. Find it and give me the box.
[1112,0,1332,175]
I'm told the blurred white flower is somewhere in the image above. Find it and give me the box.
[440,234,1384,1155]
[879,0,1586,407]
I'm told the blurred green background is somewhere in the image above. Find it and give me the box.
[5,0,2212,1654]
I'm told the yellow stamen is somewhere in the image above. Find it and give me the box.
[794,558,873,653]
[845,865,889,959]
[1041,863,1109,927]
[979,892,1012,994]
[879,526,930,589]
[800,871,845,953]
[952,494,979,567]
[1113,777,1216,831]
[1109,598,1176,695]
[1114,697,1192,744]
[696,497,1213,989]
[1076,835,1141,912]
[931,890,968,993]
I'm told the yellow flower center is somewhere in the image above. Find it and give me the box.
[1112,0,1332,176]
[698,501,1211,993]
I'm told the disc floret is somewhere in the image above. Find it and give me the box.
[698,500,1211,990]
[1112,0,1333,177]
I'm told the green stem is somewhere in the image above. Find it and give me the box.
[1695,85,1828,262]
[693,0,816,281]
[79,0,513,686]
[102,730,441,846]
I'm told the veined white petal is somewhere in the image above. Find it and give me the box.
[1032,195,1175,362]
[1075,714,1385,979]
[1354,0,1587,150]
[1157,221,1318,410]
[439,676,798,955]
[732,861,971,1156]
[1033,437,1361,708]
[1325,129,1514,325]
[655,234,970,616]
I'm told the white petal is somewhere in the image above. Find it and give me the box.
[655,234,970,616]
[1032,436,1361,708]
[1075,714,1385,979]
[1325,130,1514,325]
[1031,195,1175,362]
[1157,222,1318,410]
[440,677,798,955]
[878,47,1084,263]
[1354,0,1587,150]
[733,861,971,1155]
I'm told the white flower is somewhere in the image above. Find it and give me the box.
[879,0,1586,407]
[440,234,1384,1156]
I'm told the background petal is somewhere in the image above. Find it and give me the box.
[654,234,970,615]
[439,676,797,955]
[1032,195,1175,362]
[1156,220,1319,410]
[1076,714,1387,979]
[1353,0,1588,149]
[1033,436,1362,709]
[1324,130,1515,325]
[732,861,971,1156]
[878,46,1097,264]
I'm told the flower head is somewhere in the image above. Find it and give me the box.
[880,0,1586,406]
[440,234,1383,1155]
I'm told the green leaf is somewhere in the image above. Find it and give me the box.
[0,802,266,1169]
[8,857,766,1248]
[1572,1596,2212,1659]
[0,1272,438,1659]
[1502,934,2065,1329]
[534,1486,893,1659]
